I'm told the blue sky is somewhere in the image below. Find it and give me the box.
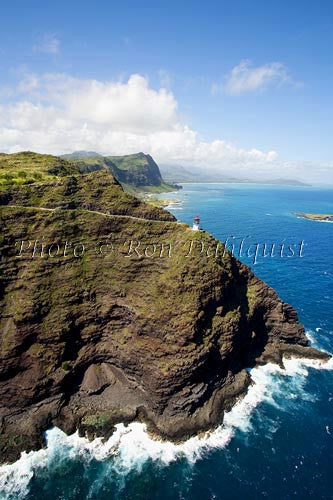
[1,0,333,182]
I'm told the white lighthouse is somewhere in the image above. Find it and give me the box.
[192,215,200,231]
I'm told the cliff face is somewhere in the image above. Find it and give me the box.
[0,170,328,464]
[106,152,164,187]
[67,152,178,192]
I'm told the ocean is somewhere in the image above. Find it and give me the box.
[1,183,332,499]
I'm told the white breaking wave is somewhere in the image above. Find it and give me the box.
[165,203,183,210]
[306,328,332,352]
[305,329,317,346]
[0,356,332,499]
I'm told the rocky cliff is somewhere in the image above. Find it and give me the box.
[0,169,329,464]
[64,152,179,192]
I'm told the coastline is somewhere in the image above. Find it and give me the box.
[1,354,332,499]
[0,340,329,466]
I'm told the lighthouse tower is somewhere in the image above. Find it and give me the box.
[192,215,200,231]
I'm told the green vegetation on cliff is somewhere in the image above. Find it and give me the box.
[65,151,179,193]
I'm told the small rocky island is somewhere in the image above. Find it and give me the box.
[0,153,330,464]
[294,212,333,222]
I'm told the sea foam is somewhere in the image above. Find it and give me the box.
[0,356,332,499]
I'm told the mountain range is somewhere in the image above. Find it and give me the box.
[159,163,309,186]
[63,152,309,186]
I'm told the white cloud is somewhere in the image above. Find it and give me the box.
[220,60,293,95]
[0,72,329,183]
[34,34,60,54]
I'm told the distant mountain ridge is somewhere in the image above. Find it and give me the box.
[0,151,309,190]
[159,163,309,186]
[62,151,179,193]
[62,151,102,159]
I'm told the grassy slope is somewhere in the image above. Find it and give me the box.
[0,170,176,222]
[0,151,177,195]
[0,152,82,188]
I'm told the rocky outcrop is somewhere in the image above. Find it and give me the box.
[0,170,329,464]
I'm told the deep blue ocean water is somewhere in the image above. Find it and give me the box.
[1,184,332,500]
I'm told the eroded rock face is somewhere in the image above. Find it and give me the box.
[0,171,329,463]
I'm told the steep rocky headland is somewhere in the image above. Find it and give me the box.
[0,157,329,464]
[62,151,180,193]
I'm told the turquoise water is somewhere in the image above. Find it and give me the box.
[1,184,332,499]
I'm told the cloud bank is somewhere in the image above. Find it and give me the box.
[0,72,329,183]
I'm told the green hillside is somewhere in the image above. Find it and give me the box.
[0,152,82,188]
[0,170,176,221]
[0,151,179,195]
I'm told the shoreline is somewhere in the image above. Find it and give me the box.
[172,182,333,189]
[0,344,330,466]
[0,352,331,498]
